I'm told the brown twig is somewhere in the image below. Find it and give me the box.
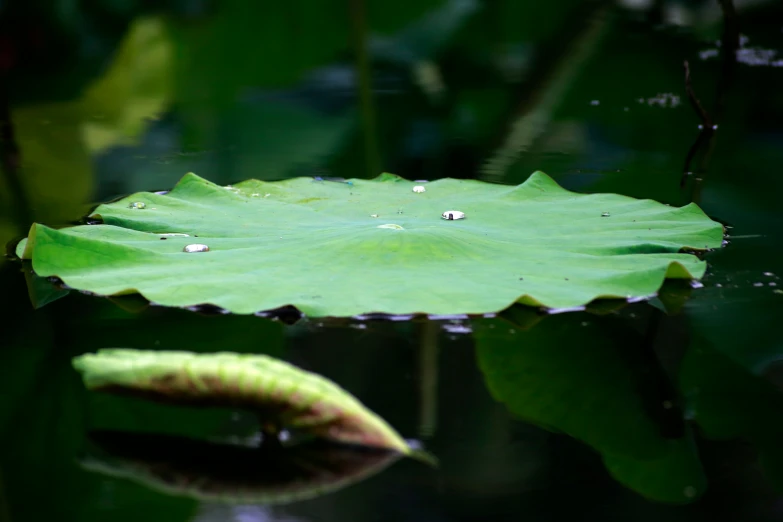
[680,0,739,200]
[680,60,714,189]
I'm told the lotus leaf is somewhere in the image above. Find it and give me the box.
[72,349,412,454]
[19,171,723,317]
[475,314,707,503]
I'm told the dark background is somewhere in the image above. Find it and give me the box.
[1,0,783,521]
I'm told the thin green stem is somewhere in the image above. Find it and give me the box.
[418,321,440,438]
[349,0,381,176]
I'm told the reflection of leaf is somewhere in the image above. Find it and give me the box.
[73,349,413,453]
[20,171,721,317]
[475,314,706,503]
[82,430,402,504]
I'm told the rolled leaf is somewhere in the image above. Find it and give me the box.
[73,349,411,453]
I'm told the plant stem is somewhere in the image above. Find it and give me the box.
[418,321,440,438]
[349,0,381,176]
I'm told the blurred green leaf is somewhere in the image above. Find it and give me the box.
[475,313,707,503]
[680,338,783,492]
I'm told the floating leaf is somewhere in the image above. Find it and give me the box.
[20,171,722,317]
[72,349,412,454]
[82,430,402,505]
[475,314,706,503]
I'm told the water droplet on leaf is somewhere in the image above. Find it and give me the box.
[441,210,465,220]
[412,185,426,193]
[601,212,610,217]
[183,244,210,253]
[129,202,146,209]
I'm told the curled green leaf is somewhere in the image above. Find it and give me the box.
[72,349,413,454]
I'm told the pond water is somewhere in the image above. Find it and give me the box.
[2,1,783,520]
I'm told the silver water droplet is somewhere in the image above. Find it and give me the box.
[370,214,379,218]
[601,211,610,217]
[158,233,190,237]
[753,282,764,287]
[690,281,704,289]
[763,271,775,277]
[412,185,426,193]
[183,243,209,253]
[441,210,465,220]
[129,202,146,209]
[377,224,404,230]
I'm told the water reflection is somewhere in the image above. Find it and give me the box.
[82,430,403,505]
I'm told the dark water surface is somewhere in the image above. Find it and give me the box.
[2,1,783,520]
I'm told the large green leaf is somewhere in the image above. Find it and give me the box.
[72,349,413,454]
[19,171,722,317]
